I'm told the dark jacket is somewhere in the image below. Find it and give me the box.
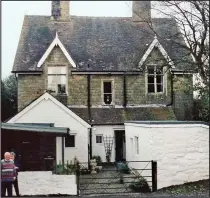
[14,159,20,176]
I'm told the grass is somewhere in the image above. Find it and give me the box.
[156,179,209,195]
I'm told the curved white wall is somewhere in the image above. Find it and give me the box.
[125,123,209,189]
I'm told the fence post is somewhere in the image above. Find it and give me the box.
[76,162,80,196]
[152,161,157,192]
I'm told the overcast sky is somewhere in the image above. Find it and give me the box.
[2,1,164,79]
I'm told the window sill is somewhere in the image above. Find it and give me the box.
[146,92,164,95]
[101,103,115,107]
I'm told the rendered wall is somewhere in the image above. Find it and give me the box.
[92,125,125,162]
[125,123,209,189]
[12,171,76,196]
[8,96,89,164]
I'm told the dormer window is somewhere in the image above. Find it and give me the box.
[48,66,67,94]
[102,80,113,105]
[147,66,163,93]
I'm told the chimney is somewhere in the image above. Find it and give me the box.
[51,1,70,21]
[132,1,151,22]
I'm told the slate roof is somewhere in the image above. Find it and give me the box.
[69,107,176,125]
[13,15,194,72]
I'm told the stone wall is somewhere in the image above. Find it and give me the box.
[18,74,45,111]
[12,171,77,196]
[17,46,192,118]
[173,74,194,120]
[125,122,209,189]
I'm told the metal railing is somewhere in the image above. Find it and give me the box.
[76,160,157,196]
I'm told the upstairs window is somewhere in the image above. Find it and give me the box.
[147,66,163,93]
[48,66,67,94]
[103,81,113,105]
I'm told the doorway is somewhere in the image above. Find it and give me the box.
[115,130,126,162]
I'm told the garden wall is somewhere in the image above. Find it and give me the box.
[125,121,209,189]
[13,171,77,196]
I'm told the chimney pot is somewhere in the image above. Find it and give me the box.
[132,1,151,22]
[52,1,70,21]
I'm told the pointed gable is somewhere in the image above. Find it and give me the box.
[7,93,90,129]
[37,32,76,68]
[138,35,175,68]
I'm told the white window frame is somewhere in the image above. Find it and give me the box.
[96,135,103,144]
[145,65,165,95]
[47,66,68,95]
[101,79,114,105]
[134,136,139,155]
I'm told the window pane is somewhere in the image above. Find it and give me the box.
[135,136,139,155]
[96,135,102,143]
[156,68,163,75]
[148,76,154,83]
[156,75,163,84]
[157,84,163,92]
[48,76,53,84]
[65,135,75,147]
[104,94,112,104]
[103,82,112,93]
[58,84,66,94]
[48,66,66,74]
[61,76,66,84]
[48,84,56,93]
[148,68,154,74]
[148,84,154,93]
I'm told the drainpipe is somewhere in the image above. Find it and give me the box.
[166,72,174,106]
[123,72,127,107]
[61,136,65,166]
[87,74,92,162]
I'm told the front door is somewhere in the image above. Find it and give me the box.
[115,130,125,162]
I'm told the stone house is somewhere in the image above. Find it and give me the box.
[6,1,195,168]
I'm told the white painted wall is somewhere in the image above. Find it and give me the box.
[92,125,125,162]
[125,125,152,188]
[8,96,89,164]
[12,171,76,196]
[125,123,209,189]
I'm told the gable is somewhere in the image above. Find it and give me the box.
[145,47,168,66]
[46,46,69,66]
[7,93,90,129]
[37,33,76,68]
[138,36,175,68]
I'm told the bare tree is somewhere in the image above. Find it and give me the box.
[131,1,209,87]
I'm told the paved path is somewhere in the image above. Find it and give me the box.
[79,165,138,196]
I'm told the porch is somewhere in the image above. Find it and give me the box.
[1,122,69,171]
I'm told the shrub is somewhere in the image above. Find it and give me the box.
[129,176,151,193]
[116,162,130,174]
[92,155,102,164]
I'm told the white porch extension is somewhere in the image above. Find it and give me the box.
[125,121,209,190]
[7,92,91,164]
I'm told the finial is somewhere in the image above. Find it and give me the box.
[154,34,157,39]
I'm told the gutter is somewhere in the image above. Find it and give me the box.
[71,71,143,75]
[87,74,92,161]
[123,72,127,107]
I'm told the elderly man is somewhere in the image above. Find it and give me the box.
[1,152,16,197]
[10,152,20,196]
